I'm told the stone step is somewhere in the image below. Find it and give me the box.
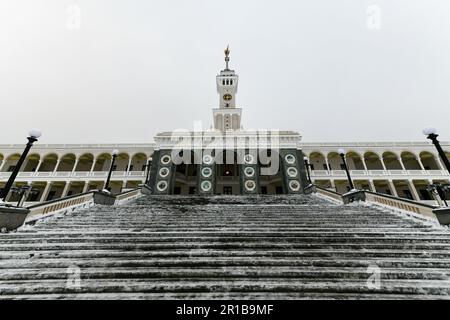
[1,279,450,296]
[1,266,449,281]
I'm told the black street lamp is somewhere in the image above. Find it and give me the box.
[303,156,312,185]
[423,127,450,174]
[0,130,41,204]
[103,149,119,193]
[144,159,152,184]
[338,148,355,191]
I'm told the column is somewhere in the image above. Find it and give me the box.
[435,156,446,171]
[126,158,132,174]
[81,181,88,193]
[325,157,331,172]
[34,160,43,173]
[417,156,426,171]
[330,179,336,191]
[361,158,368,172]
[380,157,387,171]
[61,182,71,198]
[408,180,421,201]
[388,180,398,197]
[40,183,52,202]
[0,160,6,172]
[71,159,79,174]
[53,160,61,173]
[399,158,406,171]
[368,180,376,192]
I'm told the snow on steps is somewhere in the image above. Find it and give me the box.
[0,195,450,299]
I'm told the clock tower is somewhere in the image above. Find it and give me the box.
[213,46,242,131]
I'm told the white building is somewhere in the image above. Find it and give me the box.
[0,48,449,204]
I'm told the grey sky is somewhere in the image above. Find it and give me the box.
[1,0,449,144]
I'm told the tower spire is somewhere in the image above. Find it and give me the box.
[224,45,230,70]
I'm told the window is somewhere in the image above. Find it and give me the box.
[189,187,196,194]
[224,186,232,194]
[261,186,267,194]
[230,79,233,85]
[173,187,181,195]
[275,186,283,194]
[222,80,225,85]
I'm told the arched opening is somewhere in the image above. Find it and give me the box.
[93,153,112,171]
[173,151,199,195]
[56,154,76,172]
[75,153,94,171]
[38,154,58,172]
[382,152,402,170]
[115,153,130,172]
[364,152,383,170]
[259,149,284,195]
[346,151,365,170]
[130,153,147,172]
[1,153,21,172]
[308,152,327,171]
[215,150,240,195]
[419,152,439,170]
[327,152,341,170]
[401,152,421,170]
[23,153,40,172]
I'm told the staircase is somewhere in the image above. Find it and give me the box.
[1,194,450,299]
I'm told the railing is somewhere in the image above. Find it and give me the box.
[0,171,146,180]
[115,188,143,205]
[364,191,437,220]
[310,169,449,177]
[25,192,95,224]
[314,186,343,202]
[312,185,439,222]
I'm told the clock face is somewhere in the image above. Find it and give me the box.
[223,94,232,101]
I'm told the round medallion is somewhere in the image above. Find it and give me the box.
[202,155,213,165]
[223,94,232,101]
[245,180,256,191]
[160,155,171,165]
[287,167,298,178]
[289,180,300,191]
[201,180,212,192]
[156,181,168,192]
[285,154,296,165]
[244,154,255,165]
[158,167,170,178]
[201,167,212,178]
[244,167,255,177]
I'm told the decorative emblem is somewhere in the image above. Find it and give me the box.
[245,180,256,191]
[244,154,255,165]
[223,94,232,101]
[158,167,170,178]
[156,181,168,192]
[160,155,171,165]
[201,167,212,178]
[201,181,212,192]
[287,167,298,178]
[289,180,300,191]
[285,154,296,165]
[202,155,213,165]
[244,167,255,177]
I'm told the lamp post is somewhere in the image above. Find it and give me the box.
[338,148,355,191]
[423,127,450,174]
[0,130,41,204]
[103,149,119,193]
[303,156,312,185]
[144,159,152,184]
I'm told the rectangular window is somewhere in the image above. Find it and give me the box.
[223,186,232,195]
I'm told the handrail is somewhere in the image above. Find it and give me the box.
[314,186,343,202]
[311,185,439,221]
[25,192,95,224]
[115,188,143,205]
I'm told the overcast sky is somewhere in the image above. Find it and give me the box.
[1,0,449,144]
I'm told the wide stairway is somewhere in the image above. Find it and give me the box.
[1,194,450,299]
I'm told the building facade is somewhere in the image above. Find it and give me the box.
[0,48,449,204]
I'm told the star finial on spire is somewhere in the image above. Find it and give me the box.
[224,45,230,70]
